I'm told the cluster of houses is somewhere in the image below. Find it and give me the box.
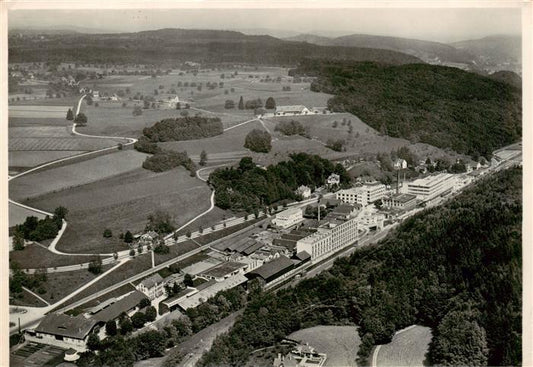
[274,343,327,367]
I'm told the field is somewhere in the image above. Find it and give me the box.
[9,244,108,269]
[288,325,361,367]
[10,289,49,308]
[8,105,71,118]
[25,166,212,253]
[9,150,86,170]
[9,150,149,201]
[8,202,46,227]
[375,325,432,367]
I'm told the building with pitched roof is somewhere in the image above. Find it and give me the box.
[136,273,164,300]
[245,255,295,285]
[274,105,310,116]
[91,290,147,323]
[25,313,97,352]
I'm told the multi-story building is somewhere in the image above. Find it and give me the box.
[272,207,304,229]
[296,211,359,263]
[382,193,417,210]
[407,173,455,200]
[136,273,165,300]
[336,182,386,206]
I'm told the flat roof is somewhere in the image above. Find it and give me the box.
[408,173,454,187]
[276,207,303,217]
[176,274,248,310]
[201,261,246,279]
[385,193,417,203]
[162,288,197,308]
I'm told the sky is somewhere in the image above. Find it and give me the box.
[8,6,522,43]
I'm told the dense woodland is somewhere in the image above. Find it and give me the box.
[141,116,223,142]
[199,167,522,367]
[291,59,521,158]
[8,29,421,66]
[208,154,350,212]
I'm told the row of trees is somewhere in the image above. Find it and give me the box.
[209,154,350,211]
[198,166,522,367]
[13,206,67,244]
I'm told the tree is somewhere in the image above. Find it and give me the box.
[13,231,25,251]
[133,106,143,116]
[224,99,235,109]
[74,113,88,125]
[131,312,146,329]
[265,96,276,109]
[103,229,112,238]
[134,330,166,359]
[106,320,118,336]
[145,211,175,234]
[139,298,151,309]
[88,257,102,274]
[87,333,100,351]
[145,306,157,322]
[244,129,272,153]
[238,96,244,110]
[66,108,74,120]
[200,150,208,166]
[120,318,133,335]
[124,231,133,243]
[184,274,194,287]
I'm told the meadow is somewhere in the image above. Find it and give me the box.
[9,243,109,269]
[375,325,432,367]
[8,105,70,119]
[288,325,361,367]
[26,166,212,254]
[8,202,46,227]
[9,151,86,171]
[9,150,149,201]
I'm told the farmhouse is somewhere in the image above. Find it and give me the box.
[168,96,180,108]
[25,313,97,352]
[272,207,304,229]
[140,231,159,243]
[275,105,310,116]
[136,273,165,300]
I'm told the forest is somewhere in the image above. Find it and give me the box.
[208,154,350,211]
[8,29,421,66]
[290,59,522,158]
[141,116,223,142]
[199,166,522,367]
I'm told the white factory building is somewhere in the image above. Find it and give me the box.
[407,173,456,201]
[271,207,304,229]
[336,182,386,207]
[296,206,360,263]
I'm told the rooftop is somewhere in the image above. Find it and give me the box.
[92,290,146,323]
[176,274,248,310]
[139,273,164,289]
[35,313,97,340]
[276,207,303,217]
[385,193,417,203]
[247,255,294,280]
[201,261,247,279]
[408,173,454,187]
[275,105,307,112]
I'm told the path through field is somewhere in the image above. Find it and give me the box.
[373,325,432,367]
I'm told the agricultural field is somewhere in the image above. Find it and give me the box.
[8,105,71,119]
[10,289,48,308]
[9,150,149,201]
[9,244,108,270]
[288,325,361,367]
[9,151,86,171]
[375,325,432,367]
[8,202,46,227]
[25,166,212,254]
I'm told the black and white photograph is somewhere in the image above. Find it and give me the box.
[2,1,530,366]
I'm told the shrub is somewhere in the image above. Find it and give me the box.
[244,129,272,153]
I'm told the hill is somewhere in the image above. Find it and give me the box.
[291,59,521,158]
[198,166,522,367]
[286,33,476,67]
[488,70,522,89]
[8,28,422,66]
[451,35,521,73]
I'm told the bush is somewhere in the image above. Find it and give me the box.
[142,117,223,142]
[244,129,272,153]
[274,120,306,136]
[142,150,196,174]
[103,229,112,238]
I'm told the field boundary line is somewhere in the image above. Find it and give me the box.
[223,118,258,132]
[22,287,51,306]
[371,324,419,367]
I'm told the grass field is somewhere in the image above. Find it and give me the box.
[8,202,46,227]
[8,105,70,118]
[9,150,87,170]
[9,150,149,201]
[25,166,211,253]
[9,116,72,127]
[9,244,109,269]
[288,325,361,367]
[10,288,49,308]
[376,325,432,367]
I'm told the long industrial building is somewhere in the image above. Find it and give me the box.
[407,173,455,200]
[336,182,386,206]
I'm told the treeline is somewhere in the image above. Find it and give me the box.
[290,59,521,158]
[274,120,307,137]
[208,154,350,211]
[8,29,421,66]
[142,150,196,174]
[13,206,67,243]
[141,116,223,142]
[199,166,522,367]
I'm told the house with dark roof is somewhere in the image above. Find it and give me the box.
[91,290,147,323]
[25,313,97,352]
[245,255,295,285]
[136,273,164,300]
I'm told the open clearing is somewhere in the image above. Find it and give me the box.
[8,105,70,118]
[9,202,46,227]
[9,150,86,169]
[26,166,211,253]
[9,150,149,201]
[376,325,432,367]
[9,244,108,269]
[288,325,361,367]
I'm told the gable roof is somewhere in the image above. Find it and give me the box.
[92,290,146,323]
[35,313,96,340]
[275,105,307,113]
[247,255,294,280]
